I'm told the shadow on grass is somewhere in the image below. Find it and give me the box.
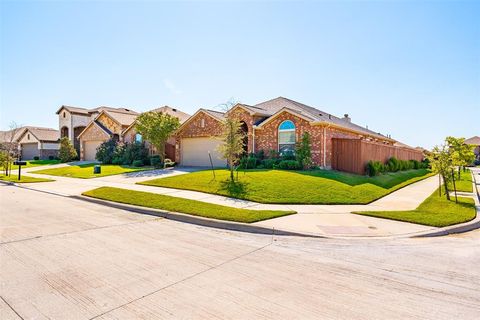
[219,180,249,199]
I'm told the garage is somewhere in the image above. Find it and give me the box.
[180,137,226,167]
[83,140,103,161]
[21,143,39,160]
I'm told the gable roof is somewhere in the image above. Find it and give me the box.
[18,127,59,142]
[464,136,480,145]
[148,106,190,123]
[56,105,138,116]
[122,106,191,135]
[103,110,138,127]
[253,97,392,141]
[176,108,225,133]
[0,127,27,143]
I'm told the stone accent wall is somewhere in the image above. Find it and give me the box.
[79,123,109,160]
[97,113,121,133]
[175,111,224,162]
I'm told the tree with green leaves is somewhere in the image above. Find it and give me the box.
[428,143,453,200]
[135,111,180,164]
[59,137,77,162]
[217,116,246,181]
[446,136,475,178]
[296,132,312,169]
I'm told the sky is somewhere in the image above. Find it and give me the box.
[1,1,479,149]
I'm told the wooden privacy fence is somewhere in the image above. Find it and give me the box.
[331,138,424,175]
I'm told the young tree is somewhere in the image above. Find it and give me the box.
[428,143,453,200]
[217,116,246,181]
[59,137,78,162]
[446,136,475,178]
[2,122,22,176]
[296,132,312,169]
[135,111,180,163]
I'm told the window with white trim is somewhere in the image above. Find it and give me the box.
[278,120,296,154]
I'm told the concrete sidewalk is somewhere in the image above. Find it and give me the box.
[14,166,450,237]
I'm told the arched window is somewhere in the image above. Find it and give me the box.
[278,120,296,154]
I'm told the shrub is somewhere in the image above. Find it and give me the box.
[96,139,118,164]
[386,157,399,172]
[366,160,384,176]
[255,149,265,160]
[268,149,279,159]
[296,132,312,169]
[121,142,149,166]
[238,156,257,169]
[48,155,54,160]
[281,151,296,161]
[33,156,39,160]
[261,158,278,169]
[275,160,301,170]
[150,155,162,168]
[59,137,77,163]
[132,159,144,167]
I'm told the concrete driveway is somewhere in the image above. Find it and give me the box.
[1,184,479,319]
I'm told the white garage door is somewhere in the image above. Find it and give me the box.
[21,143,39,160]
[181,137,226,167]
[83,140,103,161]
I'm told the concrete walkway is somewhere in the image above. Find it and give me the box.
[11,165,452,237]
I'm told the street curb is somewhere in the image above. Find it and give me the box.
[72,195,322,238]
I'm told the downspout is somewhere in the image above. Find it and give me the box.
[323,126,326,168]
[323,124,330,169]
[252,126,256,153]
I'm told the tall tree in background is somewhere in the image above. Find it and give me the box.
[135,111,180,163]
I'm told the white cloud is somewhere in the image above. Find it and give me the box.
[163,78,182,95]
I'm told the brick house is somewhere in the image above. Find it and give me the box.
[175,97,422,171]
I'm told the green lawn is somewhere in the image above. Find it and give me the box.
[2,159,61,171]
[139,169,433,204]
[83,187,295,223]
[447,169,473,193]
[32,163,150,179]
[0,174,53,183]
[354,188,476,227]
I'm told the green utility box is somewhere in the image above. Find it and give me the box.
[93,165,101,174]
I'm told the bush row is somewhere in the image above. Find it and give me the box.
[96,139,175,168]
[237,150,303,171]
[366,157,429,176]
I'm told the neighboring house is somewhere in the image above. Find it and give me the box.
[16,127,60,160]
[122,106,190,160]
[74,105,189,161]
[77,109,138,161]
[56,105,138,156]
[175,97,423,171]
[464,136,480,161]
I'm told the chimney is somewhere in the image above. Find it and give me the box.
[343,114,351,122]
